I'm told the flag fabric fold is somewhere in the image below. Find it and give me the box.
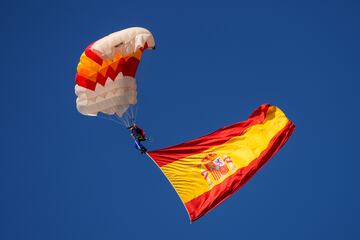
[147,104,295,222]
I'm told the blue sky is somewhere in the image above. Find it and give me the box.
[0,0,359,239]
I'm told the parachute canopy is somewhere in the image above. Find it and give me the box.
[75,27,155,121]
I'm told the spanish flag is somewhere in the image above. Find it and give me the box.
[147,104,295,222]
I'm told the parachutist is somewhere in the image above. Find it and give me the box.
[129,123,148,153]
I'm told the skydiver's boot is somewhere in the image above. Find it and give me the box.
[140,147,147,154]
[139,143,147,154]
[135,140,147,154]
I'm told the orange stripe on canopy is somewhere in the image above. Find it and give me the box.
[75,43,142,91]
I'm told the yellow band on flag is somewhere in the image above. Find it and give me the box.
[148,104,295,222]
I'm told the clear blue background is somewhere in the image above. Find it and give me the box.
[1,0,359,239]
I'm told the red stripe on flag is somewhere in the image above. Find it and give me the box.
[148,104,271,167]
[184,120,296,222]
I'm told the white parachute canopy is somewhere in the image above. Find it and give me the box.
[75,27,155,126]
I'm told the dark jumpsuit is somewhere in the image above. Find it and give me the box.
[131,127,147,153]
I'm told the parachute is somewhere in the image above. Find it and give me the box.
[75,27,155,126]
[74,28,296,222]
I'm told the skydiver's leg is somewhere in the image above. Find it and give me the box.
[134,140,142,151]
[136,140,147,153]
[134,139,147,153]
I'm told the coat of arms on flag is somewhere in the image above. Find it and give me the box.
[201,153,236,186]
